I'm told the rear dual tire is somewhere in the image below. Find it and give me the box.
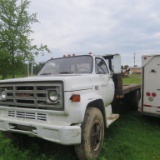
[125,90,141,111]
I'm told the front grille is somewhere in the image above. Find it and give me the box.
[8,110,47,121]
[0,81,63,110]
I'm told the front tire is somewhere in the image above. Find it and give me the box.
[75,107,104,160]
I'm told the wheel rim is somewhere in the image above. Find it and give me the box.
[90,120,102,151]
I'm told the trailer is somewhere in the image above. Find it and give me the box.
[140,54,160,117]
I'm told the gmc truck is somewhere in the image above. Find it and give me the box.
[0,54,140,160]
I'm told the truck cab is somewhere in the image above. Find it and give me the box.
[0,54,121,160]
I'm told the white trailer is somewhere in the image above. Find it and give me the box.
[140,54,160,117]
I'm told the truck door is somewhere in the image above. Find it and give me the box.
[91,58,114,107]
[142,55,160,116]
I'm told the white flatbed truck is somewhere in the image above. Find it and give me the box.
[139,54,160,117]
[0,54,141,160]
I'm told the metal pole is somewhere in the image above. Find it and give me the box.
[134,53,136,67]
[31,61,33,76]
[134,53,136,73]
[28,62,29,77]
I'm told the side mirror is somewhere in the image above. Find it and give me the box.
[111,54,121,74]
[103,54,121,74]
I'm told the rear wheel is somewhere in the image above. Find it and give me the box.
[75,107,104,160]
[125,90,141,111]
[130,90,141,110]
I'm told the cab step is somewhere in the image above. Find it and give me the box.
[107,114,119,127]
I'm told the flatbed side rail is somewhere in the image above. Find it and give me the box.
[123,84,141,95]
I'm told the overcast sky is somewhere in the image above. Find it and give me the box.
[29,0,160,66]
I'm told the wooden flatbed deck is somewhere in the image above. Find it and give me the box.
[123,84,141,95]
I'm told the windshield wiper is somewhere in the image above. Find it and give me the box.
[40,72,52,75]
[59,71,73,74]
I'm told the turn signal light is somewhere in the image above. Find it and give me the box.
[146,92,150,96]
[152,92,156,97]
[70,94,80,102]
[146,92,157,97]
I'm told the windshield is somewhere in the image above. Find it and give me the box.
[38,55,93,75]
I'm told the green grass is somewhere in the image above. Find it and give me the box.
[123,74,141,84]
[100,112,160,160]
[0,112,159,160]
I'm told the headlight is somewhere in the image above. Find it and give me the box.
[48,90,58,102]
[0,90,7,100]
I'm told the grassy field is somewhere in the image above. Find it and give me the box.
[0,74,160,160]
[123,74,141,84]
[101,112,160,160]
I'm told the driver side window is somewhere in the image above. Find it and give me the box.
[95,58,109,74]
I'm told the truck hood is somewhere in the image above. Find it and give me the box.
[0,75,93,92]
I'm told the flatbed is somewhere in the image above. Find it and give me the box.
[123,84,141,95]
[112,83,141,112]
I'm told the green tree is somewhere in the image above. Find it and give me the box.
[0,0,50,79]
[124,65,129,69]
[33,62,45,75]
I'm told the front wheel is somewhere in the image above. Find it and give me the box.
[130,90,141,110]
[75,107,104,160]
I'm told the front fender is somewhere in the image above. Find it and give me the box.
[64,92,103,124]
